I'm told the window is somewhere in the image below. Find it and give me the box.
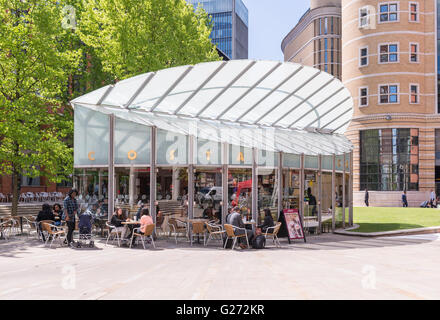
[410,43,419,62]
[359,7,370,27]
[410,84,419,104]
[360,47,368,66]
[379,84,399,104]
[379,2,398,22]
[409,2,419,22]
[379,43,398,63]
[360,129,419,191]
[359,87,368,107]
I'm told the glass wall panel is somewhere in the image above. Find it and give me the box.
[73,169,108,213]
[196,138,222,165]
[157,129,188,165]
[229,145,253,166]
[115,118,150,165]
[304,155,318,169]
[257,168,278,223]
[194,167,222,221]
[322,155,333,171]
[303,170,318,234]
[335,155,344,172]
[321,172,333,230]
[282,169,299,210]
[74,106,109,166]
[258,150,279,167]
[228,168,252,219]
[283,153,301,168]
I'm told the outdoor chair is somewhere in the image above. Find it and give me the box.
[167,217,187,244]
[40,221,66,247]
[205,222,225,247]
[155,213,165,236]
[0,219,13,241]
[130,223,156,249]
[105,221,122,247]
[190,220,206,246]
[223,224,249,250]
[264,222,282,248]
[0,192,7,202]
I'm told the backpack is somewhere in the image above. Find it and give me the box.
[252,235,266,249]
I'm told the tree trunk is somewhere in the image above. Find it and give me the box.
[11,169,20,217]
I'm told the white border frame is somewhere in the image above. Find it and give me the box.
[408,1,420,23]
[378,1,400,24]
[378,42,399,64]
[378,83,400,105]
[409,42,420,63]
[359,46,369,67]
[359,86,369,107]
[409,83,420,104]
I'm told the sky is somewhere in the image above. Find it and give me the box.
[241,0,310,62]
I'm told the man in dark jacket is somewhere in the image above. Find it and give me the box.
[228,207,254,248]
[364,189,369,207]
[63,189,79,247]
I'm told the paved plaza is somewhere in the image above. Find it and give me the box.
[1,233,440,300]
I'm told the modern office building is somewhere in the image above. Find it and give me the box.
[187,0,249,59]
[342,0,440,206]
[281,0,342,79]
[282,0,440,206]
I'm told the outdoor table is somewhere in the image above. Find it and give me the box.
[122,221,141,242]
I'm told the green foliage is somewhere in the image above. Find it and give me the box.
[0,0,82,184]
[78,0,221,80]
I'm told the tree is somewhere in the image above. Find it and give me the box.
[0,0,81,215]
[78,0,220,80]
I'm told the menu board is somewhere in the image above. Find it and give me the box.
[283,209,305,242]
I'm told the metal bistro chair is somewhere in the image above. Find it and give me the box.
[205,222,225,247]
[167,217,187,244]
[130,223,156,249]
[40,221,66,247]
[223,224,249,250]
[190,220,206,246]
[264,222,282,248]
[105,221,122,247]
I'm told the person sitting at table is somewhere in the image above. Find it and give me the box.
[111,207,129,240]
[52,203,63,226]
[131,208,154,246]
[258,208,274,234]
[229,206,254,249]
[202,207,214,220]
[36,203,55,242]
[136,202,148,220]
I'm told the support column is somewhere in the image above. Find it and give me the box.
[252,147,258,232]
[331,153,336,232]
[222,142,228,226]
[188,135,195,241]
[98,169,102,200]
[150,127,157,225]
[318,154,322,234]
[342,153,346,229]
[108,114,115,222]
[277,152,283,220]
[172,167,180,201]
[129,166,135,208]
[300,154,305,221]
[349,150,354,227]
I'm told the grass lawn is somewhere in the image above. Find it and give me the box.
[351,207,440,233]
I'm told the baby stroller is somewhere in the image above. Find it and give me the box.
[76,210,95,248]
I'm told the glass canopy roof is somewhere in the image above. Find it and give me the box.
[71,60,354,156]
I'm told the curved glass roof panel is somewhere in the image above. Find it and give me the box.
[71,60,354,155]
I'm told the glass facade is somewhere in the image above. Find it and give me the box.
[360,129,419,191]
[314,16,341,79]
[187,0,248,59]
[438,0,440,113]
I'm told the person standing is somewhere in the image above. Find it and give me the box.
[402,191,408,208]
[364,188,369,207]
[63,189,79,247]
[430,189,436,208]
